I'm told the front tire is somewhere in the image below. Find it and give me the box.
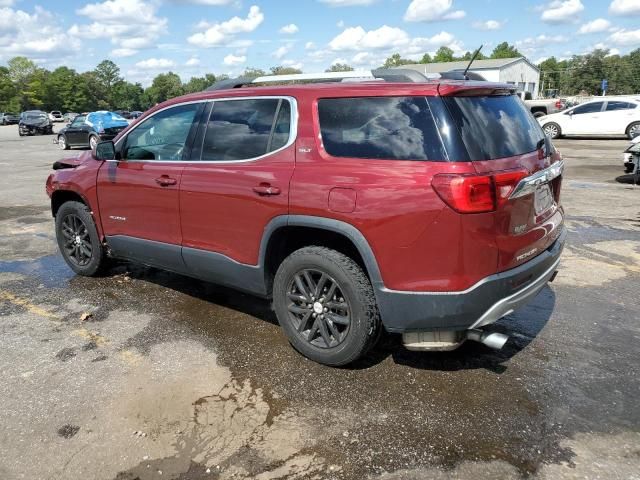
[626,122,640,140]
[58,134,70,150]
[273,246,381,366]
[543,122,561,139]
[55,201,106,276]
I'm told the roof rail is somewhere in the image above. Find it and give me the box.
[206,70,376,91]
[204,67,487,91]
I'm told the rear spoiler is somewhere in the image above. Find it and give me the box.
[437,82,517,97]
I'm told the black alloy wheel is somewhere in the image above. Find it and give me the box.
[286,268,351,349]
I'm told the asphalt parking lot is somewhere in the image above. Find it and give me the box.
[0,124,639,480]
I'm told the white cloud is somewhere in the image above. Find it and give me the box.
[111,48,137,57]
[135,58,176,69]
[273,45,291,59]
[305,41,316,49]
[318,0,377,5]
[609,0,640,15]
[329,25,410,51]
[188,5,264,47]
[540,0,584,24]
[0,6,81,59]
[170,0,234,4]
[70,0,167,55]
[337,20,345,28]
[473,20,503,30]
[279,23,298,34]
[404,0,465,22]
[223,53,246,65]
[281,59,303,69]
[607,28,640,46]
[186,57,200,66]
[578,18,612,34]
[516,34,569,56]
[0,0,14,6]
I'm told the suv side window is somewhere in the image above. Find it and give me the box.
[123,103,199,161]
[571,102,604,115]
[318,96,446,161]
[201,98,291,161]
[606,101,636,111]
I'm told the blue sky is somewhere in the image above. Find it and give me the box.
[1,0,640,85]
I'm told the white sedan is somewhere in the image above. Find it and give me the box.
[538,98,640,140]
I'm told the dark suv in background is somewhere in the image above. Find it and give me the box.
[1,112,19,125]
[46,70,565,366]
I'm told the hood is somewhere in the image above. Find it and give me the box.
[53,152,93,170]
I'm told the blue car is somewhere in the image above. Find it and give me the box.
[55,111,129,150]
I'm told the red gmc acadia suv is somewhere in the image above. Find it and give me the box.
[46,71,565,366]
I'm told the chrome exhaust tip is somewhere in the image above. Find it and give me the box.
[465,329,509,350]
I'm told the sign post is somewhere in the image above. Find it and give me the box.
[602,79,608,96]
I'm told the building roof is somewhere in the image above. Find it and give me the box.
[398,57,540,75]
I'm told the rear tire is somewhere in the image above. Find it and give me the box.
[626,122,640,140]
[89,135,98,151]
[55,201,106,277]
[533,111,545,118]
[543,122,561,139]
[273,246,381,366]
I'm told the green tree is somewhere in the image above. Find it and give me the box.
[0,66,19,112]
[419,53,432,64]
[93,60,122,108]
[433,46,455,63]
[382,53,413,68]
[490,42,522,59]
[183,74,218,93]
[7,56,38,110]
[325,63,354,72]
[112,81,144,110]
[242,67,267,78]
[270,66,303,75]
[144,72,184,105]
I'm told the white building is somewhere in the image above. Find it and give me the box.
[399,57,541,98]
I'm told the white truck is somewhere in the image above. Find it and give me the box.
[517,91,566,118]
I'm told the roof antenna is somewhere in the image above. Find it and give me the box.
[463,44,483,80]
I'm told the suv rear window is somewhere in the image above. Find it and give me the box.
[318,97,447,161]
[442,94,545,160]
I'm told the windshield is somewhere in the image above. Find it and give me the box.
[442,94,545,160]
[25,112,47,121]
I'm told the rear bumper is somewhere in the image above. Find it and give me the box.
[376,227,566,333]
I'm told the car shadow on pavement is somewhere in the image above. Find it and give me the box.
[116,261,556,373]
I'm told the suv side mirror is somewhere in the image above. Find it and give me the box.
[94,140,116,161]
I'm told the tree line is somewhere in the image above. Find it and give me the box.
[0,58,307,113]
[2,43,639,113]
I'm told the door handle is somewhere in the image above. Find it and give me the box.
[155,176,177,187]
[252,184,281,196]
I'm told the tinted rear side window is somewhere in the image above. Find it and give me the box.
[202,98,291,161]
[442,95,545,160]
[318,97,447,161]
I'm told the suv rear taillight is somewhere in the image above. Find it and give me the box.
[555,100,563,109]
[432,169,528,213]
